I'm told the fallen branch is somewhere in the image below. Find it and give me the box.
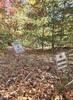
[65,80,73,87]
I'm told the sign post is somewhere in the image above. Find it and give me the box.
[12,40,25,67]
[55,52,67,70]
[12,40,24,54]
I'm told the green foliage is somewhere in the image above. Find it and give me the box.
[55,78,68,93]
[56,83,65,93]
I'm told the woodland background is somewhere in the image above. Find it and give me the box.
[0,0,73,100]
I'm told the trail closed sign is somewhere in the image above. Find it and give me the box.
[55,52,67,69]
[12,41,24,53]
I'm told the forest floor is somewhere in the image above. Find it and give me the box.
[0,47,73,100]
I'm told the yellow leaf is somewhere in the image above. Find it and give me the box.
[28,0,36,5]
[18,96,32,100]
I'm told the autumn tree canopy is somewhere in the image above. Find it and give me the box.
[0,0,73,49]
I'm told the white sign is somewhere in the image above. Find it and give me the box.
[12,41,24,53]
[55,52,67,69]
